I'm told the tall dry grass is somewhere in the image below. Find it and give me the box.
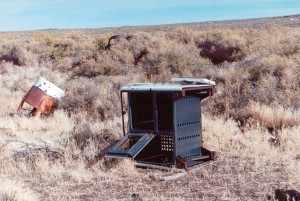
[0,178,39,201]
[247,100,300,130]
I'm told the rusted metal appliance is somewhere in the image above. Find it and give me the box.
[18,76,65,116]
[105,78,217,169]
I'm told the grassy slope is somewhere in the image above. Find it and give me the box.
[0,15,299,200]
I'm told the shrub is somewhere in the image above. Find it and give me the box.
[60,77,121,120]
[196,41,244,64]
[0,46,38,67]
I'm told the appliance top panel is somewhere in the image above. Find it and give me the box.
[121,83,215,92]
[121,78,215,92]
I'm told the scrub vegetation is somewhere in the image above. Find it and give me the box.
[0,16,299,200]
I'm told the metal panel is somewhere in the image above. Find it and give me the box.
[18,86,57,116]
[121,83,215,92]
[24,87,48,108]
[174,96,202,159]
[33,76,65,99]
[105,133,154,158]
[128,134,155,158]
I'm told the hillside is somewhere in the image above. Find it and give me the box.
[0,15,299,200]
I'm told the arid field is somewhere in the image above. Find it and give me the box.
[0,15,299,200]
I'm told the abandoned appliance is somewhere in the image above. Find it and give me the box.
[105,78,217,169]
[18,76,65,116]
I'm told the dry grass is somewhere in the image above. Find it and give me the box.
[0,178,39,201]
[0,21,299,200]
[247,101,300,130]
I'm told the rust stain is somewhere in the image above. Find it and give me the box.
[18,86,57,116]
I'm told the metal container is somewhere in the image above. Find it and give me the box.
[18,76,65,116]
[105,78,217,169]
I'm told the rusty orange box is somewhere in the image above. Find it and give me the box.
[18,86,57,116]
